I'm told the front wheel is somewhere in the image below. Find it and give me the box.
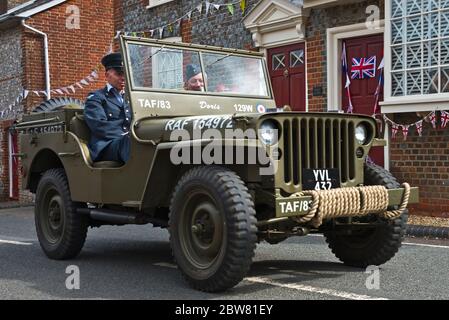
[35,168,89,260]
[323,163,408,267]
[169,166,257,292]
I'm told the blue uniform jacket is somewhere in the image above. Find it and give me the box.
[84,86,132,161]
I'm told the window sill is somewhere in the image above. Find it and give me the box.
[146,0,174,9]
[380,95,449,113]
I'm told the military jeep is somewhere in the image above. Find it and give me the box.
[14,37,419,292]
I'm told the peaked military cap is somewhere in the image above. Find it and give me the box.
[101,52,123,71]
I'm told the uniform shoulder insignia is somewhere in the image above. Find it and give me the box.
[87,94,95,99]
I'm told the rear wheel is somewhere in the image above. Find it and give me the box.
[169,166,257,292]
[324,163,408,267]
[35,168,89,260]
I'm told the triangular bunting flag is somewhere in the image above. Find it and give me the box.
[168,24,174,33]
[196,4,202,14]
[240,0,246,14]
[56,89,64,95]
[205,1,211,15]
[401,125,410,141]
[62,88,70,94]
[416,120,423,137]
[91,71,99,79]
[87,76,95,82]
[159,27,164,38]
[391,123,399,139]
[76,82,83,89]
[80,79,89,86]
[187,11,192,20]
[69,85,76,93]
[440,110,449,128]
[33,91,40,96]
[227,4,234,15]
[23,90,29,99]
[213,4,220,10]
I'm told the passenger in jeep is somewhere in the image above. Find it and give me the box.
[184,64,205,91]
[84,52,132,163]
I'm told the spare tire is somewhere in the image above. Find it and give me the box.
[33,97,84,113]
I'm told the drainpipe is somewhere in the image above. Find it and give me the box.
[22,20,51,99]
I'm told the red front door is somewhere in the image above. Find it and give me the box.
[342,34,384,166]
[268,43,306,111]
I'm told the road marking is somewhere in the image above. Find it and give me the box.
[245,276,388,300]
[309,234,449,249]
[403,242,449,249]
[153,262,177,269]
[0,239,33,246]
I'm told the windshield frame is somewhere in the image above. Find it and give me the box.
[121,37,273,100]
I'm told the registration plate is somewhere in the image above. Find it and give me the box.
[302,169,340,190]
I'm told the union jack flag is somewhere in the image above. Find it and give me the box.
[351,56,376,79]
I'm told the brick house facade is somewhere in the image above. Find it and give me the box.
[117,0,448,217]
[0,0,116,202]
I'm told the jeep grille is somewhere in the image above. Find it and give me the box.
[277,117,360,193]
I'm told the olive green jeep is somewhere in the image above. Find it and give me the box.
[13,37,419,292]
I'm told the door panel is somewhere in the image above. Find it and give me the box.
[342,34,384,167]
[268,43,306,111]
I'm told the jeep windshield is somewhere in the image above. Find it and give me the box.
[126,41,270,98]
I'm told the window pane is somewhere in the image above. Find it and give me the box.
[423,0,439,12]
[423,68,439,94]
[392,45,404,70]
[392,72,405,96]
[290,50,304,68]
[406,16,422,42]
[272,53,285,70]
[423,40,439,67]
[202,53,269,96]
[391,19,404,45]
[423,13,439,40]
[128,43,200,90]
[441,68,449,92]
[440,10,449,37]
[406,0,421,15]
[406,42,422,68]
[391,0,404,18]
[406,70,422,95]
[440,39,449,65]
[442,0,449,9]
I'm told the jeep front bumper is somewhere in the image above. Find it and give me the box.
[275,186,419,219]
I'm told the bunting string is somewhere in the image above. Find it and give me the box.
[383,111,449,140]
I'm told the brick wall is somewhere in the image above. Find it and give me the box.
[22,0,115,111]
[389,113,449,217]
[0,0,115,202]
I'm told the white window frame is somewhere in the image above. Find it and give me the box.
[326,22,390,169]
[382,0,449,113]
[326,21,385,112]
[146,0,174,10]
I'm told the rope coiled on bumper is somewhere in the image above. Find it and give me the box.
[293,183,411,228]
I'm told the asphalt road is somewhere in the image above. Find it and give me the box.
[1,206,449,300]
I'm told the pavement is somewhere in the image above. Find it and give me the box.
[1,206,449,301]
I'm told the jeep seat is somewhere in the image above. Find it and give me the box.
[69,113,123,168]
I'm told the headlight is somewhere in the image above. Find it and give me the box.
[259,120,279,145]
[355,124,368,144]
